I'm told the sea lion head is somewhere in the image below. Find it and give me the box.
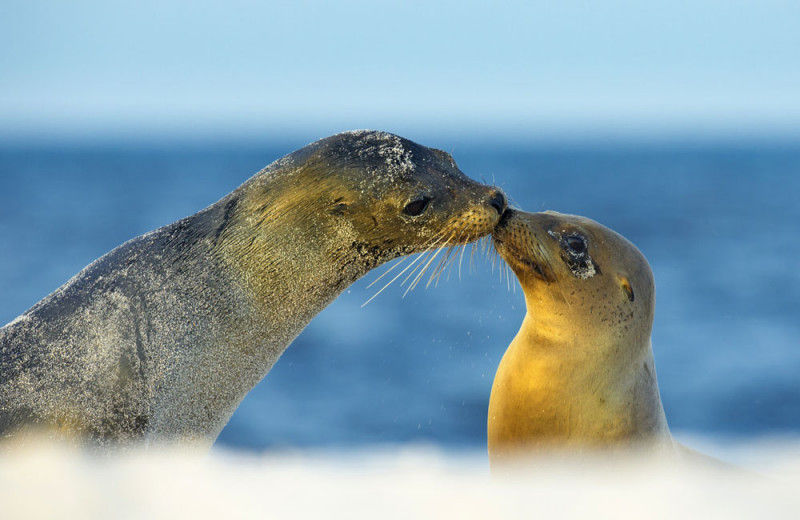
[301,130,506,257]
[236,130,506,270]
[217,131,506,300]
[493,209,655,349]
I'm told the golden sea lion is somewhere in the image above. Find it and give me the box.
[0,130,506,448]
[488,209,675,465]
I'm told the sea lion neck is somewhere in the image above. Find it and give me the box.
[490,313,671,456]
[512,308,638,374]
[210,187,360,329]
[516,300,591,354]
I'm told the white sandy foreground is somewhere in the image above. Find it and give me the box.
[1,437,799,519]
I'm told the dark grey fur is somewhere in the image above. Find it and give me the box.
[0,130,504,447]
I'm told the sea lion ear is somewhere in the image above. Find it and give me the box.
[620,276,635,302]
[327,197,349,216]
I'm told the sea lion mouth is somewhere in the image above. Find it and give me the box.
[496,247,551,283]
[519,257,550,280]
[492,210,554,283]
[489,191,507,215]
[491,208,519,257]
[500,250,550,282]
[496,208,515,230]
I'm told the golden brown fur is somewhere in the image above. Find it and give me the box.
[488,210,673,466]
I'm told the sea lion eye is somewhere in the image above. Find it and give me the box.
[564,234,587,255]
[551,231,598,279]
[403,197,431,217]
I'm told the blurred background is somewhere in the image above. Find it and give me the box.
[1,0,798,455]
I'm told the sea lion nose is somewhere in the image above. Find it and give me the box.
[489,190,507,215]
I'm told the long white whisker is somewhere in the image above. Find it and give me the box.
[443,245,463,282]
[428,223,469,286]
[458,235,469,281]
[366,256,408,289]
[469,241,478,273]
[428,246,455,288]
[361,221,464,307]
[400,250,432,287]
[362,249,430,307]
[406,247,443,295]
[428,245,460,288]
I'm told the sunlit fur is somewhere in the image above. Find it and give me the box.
[488,210,673,466]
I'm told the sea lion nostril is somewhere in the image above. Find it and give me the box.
[489,191,507,214]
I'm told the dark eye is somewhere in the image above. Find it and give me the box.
[564,234,587,255]
[403,197,431,217]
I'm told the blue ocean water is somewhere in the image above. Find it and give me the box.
[1,140,798,451]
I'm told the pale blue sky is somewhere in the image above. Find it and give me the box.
[2,0,799,142]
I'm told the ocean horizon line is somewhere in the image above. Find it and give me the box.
[2,127,800,153]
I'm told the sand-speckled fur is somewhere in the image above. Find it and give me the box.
[0,130,505,448]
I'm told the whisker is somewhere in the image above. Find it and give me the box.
[457,238,468,280]
[400,250,432,287]
[431,223,470,286]
[469,241,478,274]
[366,256,408,289]
[443,244,463,282]
[362,248,432,307]
[428,245,456,288]
[400,229,452,288]
[362,220,467,307]
[437,240,466,286]
[405,247,444,296]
